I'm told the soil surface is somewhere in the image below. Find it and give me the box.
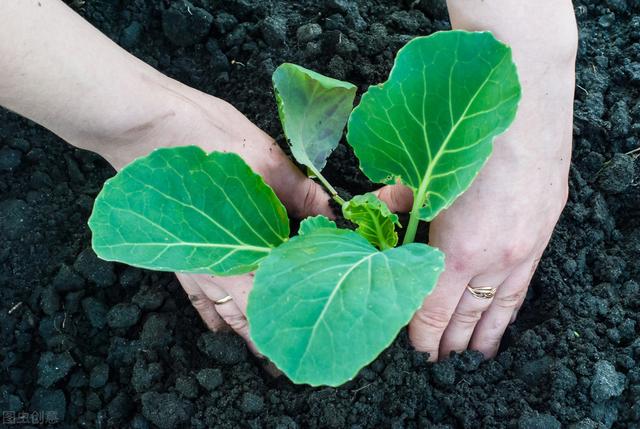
[1,0,639,428]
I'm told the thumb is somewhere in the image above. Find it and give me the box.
[374,184,414,213]
[253,148,334,219]
[289,177,334,219]
[267,161,334,219]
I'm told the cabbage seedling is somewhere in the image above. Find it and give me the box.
[89,31,521,386]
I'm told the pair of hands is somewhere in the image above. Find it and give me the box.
[0,0,575,362]
[127,77,571,362]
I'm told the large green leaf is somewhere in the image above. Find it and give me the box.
[88,147,289,275]
[342,193,400,250]
[273,63,357,175]
[347,31,521,221]
[247,228,444,386]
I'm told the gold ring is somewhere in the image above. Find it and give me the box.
[466,285,497,300]
[214,295,233,305]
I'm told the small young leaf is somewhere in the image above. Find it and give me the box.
[342,193,400,249]
[88,147,289,275]
[247,228,444,387]
[298,215,337,235]
[347,31,521,221]
[273,63,357,175]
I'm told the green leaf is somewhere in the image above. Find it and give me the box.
[342,193,400,249]
[247,228,444,386]
[298,215,337,235]
[347,31,521,221]
[88,146,289,275]
[273,63,357,175]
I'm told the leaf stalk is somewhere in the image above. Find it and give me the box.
[312,168,345,206]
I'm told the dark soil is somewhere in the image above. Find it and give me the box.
[1,0,639,428]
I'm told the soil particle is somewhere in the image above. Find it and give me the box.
[119,266,143,289]
[52,264,85,292]
[297,23,323,43]
[431,359,455,386]
[121,21,143,49]
[140,313,173,349]
[81,296,108,329]
[205,40,230,72]
[195,368,224,391]
[141,392,193,429]
[162,0,213,47]
[37,351,75,388]
[0,199,32,239]
[7,137,30,152]
[590,360,626,402]
[106,303,141,329]
[39,286,60,316]
[240,391,264,414]
[0,146,22,171]
[389,10,430,33]
[132,287,166,311]
[73,248,116,287]
[518,411,562,429]
[197,331,248,365]
[175,375,199,399]
[261,16,288,47]
[212,12,238,34]
[132,358,164,393]
[30,388,66,421]
[106,391,134,423]
[89,363,109,389]
[597,153,636,193]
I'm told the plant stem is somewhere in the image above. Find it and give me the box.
[312,168,345,206]
[403,198,421,244]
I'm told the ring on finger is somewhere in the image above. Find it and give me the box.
[214,295,233,305]
[466,285,497,300]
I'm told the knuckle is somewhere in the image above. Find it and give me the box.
[500,243,531,266]
[494,289,527,310]
[300,179,320,216]
[414,307,451,332]
[451,307,483,326]
[446,246,479,273]
[222,312,249,333]
[188,294,210,311]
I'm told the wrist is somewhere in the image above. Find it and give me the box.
[90,73,269,171]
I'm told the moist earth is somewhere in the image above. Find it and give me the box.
[1,0,639,428]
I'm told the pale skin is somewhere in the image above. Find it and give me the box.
[0,1,577,361]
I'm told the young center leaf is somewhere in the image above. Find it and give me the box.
[342,193,400,249]
[273,63,357,175]
[88,147,289,275]
[347,31,521,222]
[247,228,444,387]
[298,215,337,235]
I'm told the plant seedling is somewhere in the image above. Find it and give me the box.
[89,31,521,386]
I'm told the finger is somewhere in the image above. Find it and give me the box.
[194,274,261,356]
[439,272,509,358]
[510,288,528,324]
[408,267,472,361]
[469,261,533,358]
[177,273,228,332]
[510,256,540,323]
[268,157,334,219]
[374,184,413,213]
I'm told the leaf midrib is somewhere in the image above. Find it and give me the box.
[414,50,510,211]
[294,252,376,377]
